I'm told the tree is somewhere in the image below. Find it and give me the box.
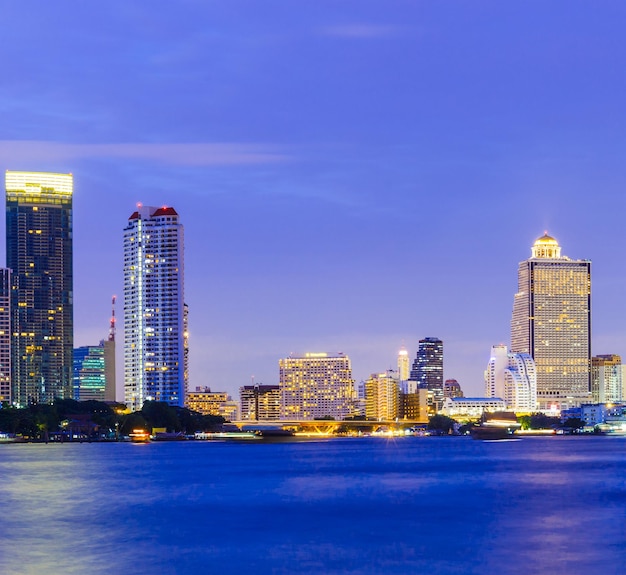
[428,414,457,434]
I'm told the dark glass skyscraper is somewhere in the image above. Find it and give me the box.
[409,337,444,390]
[6,171,73,406]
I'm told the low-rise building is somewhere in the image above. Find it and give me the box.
[441,397,506,418]
[185,387,229,416]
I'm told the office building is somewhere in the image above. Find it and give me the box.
[591,355,622,404]
[124,205,185,411]
[6,171,73,406]
[0,269,10,403]
[240,384,280,421]
[511,233,591,410]
[409,337,444,411]
[485,344,537,412]
[279,352,356,420]
[399,387,429,422]
[443,379,463,399]
[73,345,106,402]
[365,370,400,420]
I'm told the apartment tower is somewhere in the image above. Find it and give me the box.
[124,205,185,411]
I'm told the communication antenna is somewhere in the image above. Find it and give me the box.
[108,295,116,341]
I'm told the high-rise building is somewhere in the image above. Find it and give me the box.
[6,171,73,406]
[240,384,280,421]
[409,337,444,412]
[279,352,356,420]
[365,370,400,421]
[73,345,106,402]
[124,205,185,411]
[0,269,11,403]
[484,344,537,412]
[397,346,410,381]
[511,233,591,410]
[591,355,622,404]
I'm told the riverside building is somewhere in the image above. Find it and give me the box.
[6,171,73,406]
[511,233,591,410]
[279,352,356,420]
[124,205,185,411]
[409,337,444,412]
[0,269,10,403]
[484,344,537,412]
[591,355,622,404]
[240,384,280,420]
[365,370,400,421]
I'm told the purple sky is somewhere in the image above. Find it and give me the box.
[2,1,626,400]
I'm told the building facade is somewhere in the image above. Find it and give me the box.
[397,346,410,381]
[443,379,463,399]
[441,397,507,418]
[0,269,10,403]
[279,352,356,420]
[365,371,400,421]
[511,233,591,410]
[240,384,280,421]
[73,345,106,402]
[6,171,73,406]
[409,337,444,412]
[485,344,537,412]
[124,205,185,411]
[591,355,622,404]
[185,387,229,416]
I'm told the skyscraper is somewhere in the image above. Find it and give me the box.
[397,346,410,381]
[409,337,444,411]
[6,171,73,406]
[124,205,185,411]
[365,370,400,421]
[73,345,106,402]
[591,354,622,404]
[279,352,356,420]
[0,269,11,404]
[511,233,591,410]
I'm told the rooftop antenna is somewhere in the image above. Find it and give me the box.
[108,295,116,341]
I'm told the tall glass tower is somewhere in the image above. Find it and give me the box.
[6,171,74,406]
[124,205,185,411]
[511,233,591,410]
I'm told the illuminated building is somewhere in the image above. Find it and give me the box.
[185,387,228,416]
[73,345,106,401]
[409,337,444,412]
[240,384,280,420]
[219,400,239,421]
[0,269,10,403]
[591,355,622,404]
[183,303,189,393]
[484,344,537,411]
[124,205,185,411]
[511,233,591,409]
[397,346,410,381]
[6,171,73,406]
[279,352,356,420]
[365,370,399,420]
[443,379,463,399]
[399,387,429,422]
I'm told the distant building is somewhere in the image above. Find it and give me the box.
[399,387,429,422]
[443,379,463,399]
[124,205,185,411]
[239,384,280,420]
[409,337,444,412]
[219,400,239,421]
[397,346,410,381]
[511,233,591,409]
[7,171,74,406]
[73,345,106,402]
[591,355,622,404]
[185,387,229,416]
[485,345,537,412]
[365,371,399,420]
[441,397,507,418]
[279,352,356,420]
[0,269,10,404]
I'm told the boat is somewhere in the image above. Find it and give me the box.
[152,431,187,441]
[128,429,151,443]
[470,412,521,440]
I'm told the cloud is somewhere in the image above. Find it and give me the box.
[319,23,398,39]
[0,141,289,167]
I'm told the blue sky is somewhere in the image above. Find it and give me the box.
[2,1,626,400]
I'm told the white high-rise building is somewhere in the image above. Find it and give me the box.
[124,205,185,411]
[511,233,591,410]
[397,346,410,381]
[485,344,537,412]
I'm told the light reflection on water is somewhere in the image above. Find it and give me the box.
[0,437,625,574]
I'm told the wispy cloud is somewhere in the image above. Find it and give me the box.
[0,141,289,167]
[319,23,399,39]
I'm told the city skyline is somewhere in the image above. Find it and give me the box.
[3,3,626,400]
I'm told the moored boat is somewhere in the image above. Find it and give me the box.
[470,412,521,440]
